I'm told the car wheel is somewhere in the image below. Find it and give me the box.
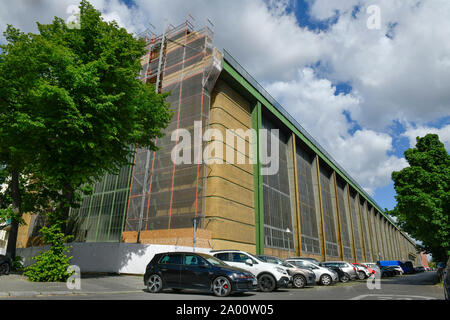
[0,263,10,275]
[292,274,306,289]
[212,276,232,297]
[358,271,366,280]
[320,274,332,286]
[146,274,163,293]
[258,274,276,292]
[340,274,350,283]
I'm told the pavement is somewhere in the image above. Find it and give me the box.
[0,272,144,298]
[0,271,445,300]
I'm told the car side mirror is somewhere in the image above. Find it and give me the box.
[245,258,253,266]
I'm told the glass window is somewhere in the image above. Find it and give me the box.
[232,252,253,263]
[296,145,321,255]
[261,117,295,251]
[184,254,205,266]
[159,254,182,265]
[214,253,231,262]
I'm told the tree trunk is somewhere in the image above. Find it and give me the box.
[59,185,74,236]
[6,169,22,259]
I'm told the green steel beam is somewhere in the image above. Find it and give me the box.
[252,101,264,255]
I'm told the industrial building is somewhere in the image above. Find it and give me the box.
[17,19,421,271]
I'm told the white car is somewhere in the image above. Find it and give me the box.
[210,250,291,292]
[286,258,339,286]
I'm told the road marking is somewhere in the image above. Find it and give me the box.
[350,294,438,300]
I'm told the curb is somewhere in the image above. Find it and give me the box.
[0,290,143,298]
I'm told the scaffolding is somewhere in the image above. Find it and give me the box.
[125,18,222,235]
[65,19,221,242]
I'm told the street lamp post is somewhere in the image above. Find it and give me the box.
[192,216,201,252]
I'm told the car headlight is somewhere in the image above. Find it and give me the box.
[276,267,288,275]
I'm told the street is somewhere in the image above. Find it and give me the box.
[1,271,444,300]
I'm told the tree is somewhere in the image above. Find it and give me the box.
[388,134,450,262]
[0,0,172,258]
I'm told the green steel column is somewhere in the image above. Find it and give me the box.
[252,101,264,255]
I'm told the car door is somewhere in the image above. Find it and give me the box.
[158,253,182,287]
[180,254,212,290]
[231,252,259,276]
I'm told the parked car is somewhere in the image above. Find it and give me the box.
[390,265,404,275]
[144,252,257,297]
[287,256,320,265]
[379,265,397,277]
[0,254,12,275]
[443,257,449,300]
[414,266,425,273]
[256,255,316,288]
[320,261,358,281]
[211,250,291,292]
[286,258,339,286]
[352,263,372,279]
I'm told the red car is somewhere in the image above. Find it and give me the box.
[352,263,376,279]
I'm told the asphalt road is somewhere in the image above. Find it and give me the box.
[5,271,444,300]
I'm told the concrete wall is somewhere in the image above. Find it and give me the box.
[17,242,211,275]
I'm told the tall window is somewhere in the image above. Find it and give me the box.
[350,191,363,261]
[360,199,371,260]
[261,117,294,251]
[296,145,321,255]
[336,179,352,260]
[319,165,339,258]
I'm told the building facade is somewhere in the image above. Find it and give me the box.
[17,20,420,267]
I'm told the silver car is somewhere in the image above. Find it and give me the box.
[285,258,339,286]
[257,255,316,288]
[320,261,358,281]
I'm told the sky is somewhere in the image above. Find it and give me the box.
[0,0,449,213]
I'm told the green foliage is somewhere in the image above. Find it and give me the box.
[389,134,450,261]
[0,0,172,251]
[12,256,24,271]
[23,224,74,282]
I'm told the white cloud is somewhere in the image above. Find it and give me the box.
[266,67,407,195]
[402,124,450,151]
[0,0,448,196]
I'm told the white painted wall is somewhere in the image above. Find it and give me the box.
[17,242,211,275]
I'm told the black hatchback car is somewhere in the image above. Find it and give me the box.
[144,252,257,297]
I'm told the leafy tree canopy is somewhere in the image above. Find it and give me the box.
[0,0,172,256]
[388,134,450,262]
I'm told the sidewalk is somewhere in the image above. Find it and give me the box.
[0,273,145,298]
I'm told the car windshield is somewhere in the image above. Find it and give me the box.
[199,254,228,266]
[282,261,295,268]
[246,252,265,263]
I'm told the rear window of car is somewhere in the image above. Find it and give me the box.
[159,254,182,265]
